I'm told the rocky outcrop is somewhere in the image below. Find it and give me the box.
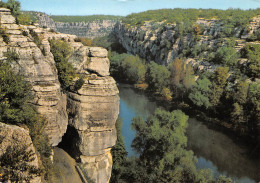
[55,20,118,38]
[114,17,260,66]
[32,12,118,38]
[65,46,119,183]
[0,8,119,183]
[0,122,41,182]
[0,8,68,146]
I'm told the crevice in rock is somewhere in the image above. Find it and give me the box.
[58,125,82,162]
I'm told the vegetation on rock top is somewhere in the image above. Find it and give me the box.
[51,15,123,23]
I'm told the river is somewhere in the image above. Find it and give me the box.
[118,83,260,183]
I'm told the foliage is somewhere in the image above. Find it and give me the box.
[74,75,85,91]
[146,61,170,93]
[49,39,75,88]
[121,55,146,84]
[210,67,229,106]
[51,15,123,23]
[17,13,32,25]
[243,44,260,78]
[0,145,41,182]
[4,49,19,62]
[111,119,128,183]
[0,61,52,181]
[189,77,212,109]
[0,27,10,44]
[213,46,239,66]
[5,0,21,17]
[123,8,260,28]
[74,37,92,46]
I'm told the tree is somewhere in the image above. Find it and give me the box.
[131,109,198,183]
[146,61,170,94]
[244,44,260,78]
[189,77,212,109]
[111,119,128,183]
[49,39,75,88]
[121,55,146,84]
[233,80,249,105]
[210,67,229,106]
[6,0,20,17]
[213,46,238,66]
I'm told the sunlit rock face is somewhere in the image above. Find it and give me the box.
[0,122,42,183]
[0,8,70,146]
[65,46,119,183]
[114,17,260,67]
[34,12,118,39]
[0,8,119,183]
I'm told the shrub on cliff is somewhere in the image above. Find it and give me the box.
[0,58,52,181]
[49,39,75,88]
[5,0,21,17]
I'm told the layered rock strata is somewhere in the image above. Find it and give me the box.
[0,8,68,146]
[55,20,118,38]
[0,8,119,183]
[66,46,119,183]
[114,17,260,66]
[0,122,41,183]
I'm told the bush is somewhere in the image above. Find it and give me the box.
[4,49,19,62]
[74,76,85,91]
[0,28,10,44]
[0,145,42,182]
[17,13,32,25]
[49,39,75,88]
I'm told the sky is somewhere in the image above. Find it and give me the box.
[6,0,260,16]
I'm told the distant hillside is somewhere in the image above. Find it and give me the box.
[51,15,123,23]
[123,8,260,27]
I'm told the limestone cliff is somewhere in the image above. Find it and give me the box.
[55,20,118,38]
[32,12,118,38]
[0,122,41,182]
[0,8,119,183]
[114,17,260,66]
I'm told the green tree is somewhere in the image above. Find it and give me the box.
[6,0,20,17]
[121,55,146,84]
[146,61,170,94]
[131,109,198,183]
[189,77,212,109]
[111,119,128,183]
[244,44,260,78]
[210,67,229,106]
[49,39,75,88]
[213,46,238,66]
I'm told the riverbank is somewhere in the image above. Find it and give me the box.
[118,83,260,182]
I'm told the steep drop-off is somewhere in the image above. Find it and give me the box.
[0,8,119,183]
[114,17,260,66]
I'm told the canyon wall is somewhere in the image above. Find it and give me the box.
[55,20,118,38]
[0,8,118,183]
[32,12,118,38]
[114,17,260,66]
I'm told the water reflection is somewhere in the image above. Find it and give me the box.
[118,83,260,183]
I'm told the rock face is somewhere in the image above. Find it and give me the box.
[0,122,41,183]
[55,20,118,38]
[33,12,118,38]
[0,8,119,183]
[0,8,68,146]
[65,46,119,183]
[114,17,260,66]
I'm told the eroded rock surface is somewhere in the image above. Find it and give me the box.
[0,122,41,183]
[65,46,119,183]
[0,8,119,183]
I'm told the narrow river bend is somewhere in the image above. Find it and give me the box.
[118,83,260,183]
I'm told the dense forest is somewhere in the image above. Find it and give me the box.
[51,15,123,23]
